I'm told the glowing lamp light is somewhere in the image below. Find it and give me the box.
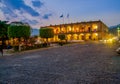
[95,33,98,36]
[109,39,113,42]
[76,28,79,31]
[81,33,84,36]
[94,25,98,29]
[69,27,72,31]
[61,28,64,31]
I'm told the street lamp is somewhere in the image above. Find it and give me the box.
[117,27,120,37]
[117,27,120,41]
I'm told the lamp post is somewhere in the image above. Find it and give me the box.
[117,27,120,39]
[117,27,120,37]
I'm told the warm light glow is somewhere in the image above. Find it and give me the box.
[72,27,74,31]
[69,27,72,31]
[61,28,64,31]
[109,39,113,42]
[94,25,98,29]
[81,33,84,36]
[73,34,78,40]
[76,28,79,32]
[54,29,56,33]
[95,33,98,36]
[67,34,72,40]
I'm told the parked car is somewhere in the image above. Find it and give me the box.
[116,47,120,54]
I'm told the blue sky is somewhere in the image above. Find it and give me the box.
[0,0,120,28]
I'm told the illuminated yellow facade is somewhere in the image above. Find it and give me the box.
[41,20,108,42]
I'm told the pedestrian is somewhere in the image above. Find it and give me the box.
[0,45,3,56]
[7,43,11,50]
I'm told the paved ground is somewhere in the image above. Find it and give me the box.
[0,42,120,84]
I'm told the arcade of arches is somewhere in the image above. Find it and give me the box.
[42,20,108,42]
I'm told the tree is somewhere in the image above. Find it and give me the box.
[8,22,31,46]
[0,20,9,48]
[58,34,66,46]
[39,28,54,45]
[8,22,31,39]
[0,21,8,38]
[8,22,31,51]
[58,34,66,41]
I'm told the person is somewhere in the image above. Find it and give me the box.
[7,43,11,49]
[0,45,3,56]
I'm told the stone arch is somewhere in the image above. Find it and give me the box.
[67,26,72,32]
[67,34,72,41]
[79,34,85,40]
[73,34,79,40]
[85,33,91,40]
[92,33,98,40]
[55,27,60,34]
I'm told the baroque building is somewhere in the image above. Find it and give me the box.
[41,20,108,42]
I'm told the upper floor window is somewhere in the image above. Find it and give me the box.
[92,24,98,32]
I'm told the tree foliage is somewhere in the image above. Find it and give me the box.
[8,22,31,39]
[58,34,66,40]
[0,20,8,39]
[0,20,9,48]
[39,28,54,39]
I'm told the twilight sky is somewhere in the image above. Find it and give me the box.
[0,0,120,28]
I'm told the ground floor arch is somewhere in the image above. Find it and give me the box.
[78,34,85,40]
[67,34,72,41]
[73,34,79,40]
[91,33,98,40]
[53,35,59,42]
[52,32,99,42]
[85,33,91,41]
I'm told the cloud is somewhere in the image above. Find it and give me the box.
[22,19,39,25]
[32,0,43,7]
[0,10,5,20]
[13,9,41,27]
[43,13,52,19]
[2,0,40,16]
[0,2,5,7]
[0,0,53,28]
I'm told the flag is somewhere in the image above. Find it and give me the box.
[60,14,63,18]
[67,14,69,18]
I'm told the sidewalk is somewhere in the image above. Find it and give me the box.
[1,44,60,57]
[2,49,14,56]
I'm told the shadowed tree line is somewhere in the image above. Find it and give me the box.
[0,20,31,51]
[0,20,66,53]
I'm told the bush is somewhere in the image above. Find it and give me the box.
[58,42,67,46]
[13,46,19,51]
[41,43,48,47]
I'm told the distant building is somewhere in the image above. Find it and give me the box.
[41,20,108,42]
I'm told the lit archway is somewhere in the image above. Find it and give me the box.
[61,27,66,33]
[79,34,85,40]
[92,33,98,40]
[92,24,98,32]
[67,26,72,32]
[85,33,91,40]
[55,27,60,34]
[67,34,72,41]
[54,35,59,42]
[73,34,78,40]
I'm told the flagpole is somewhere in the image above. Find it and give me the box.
[68,17,69,24]
[63,17,64,24]
[67,14,69,24]
[60,14,64,24]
